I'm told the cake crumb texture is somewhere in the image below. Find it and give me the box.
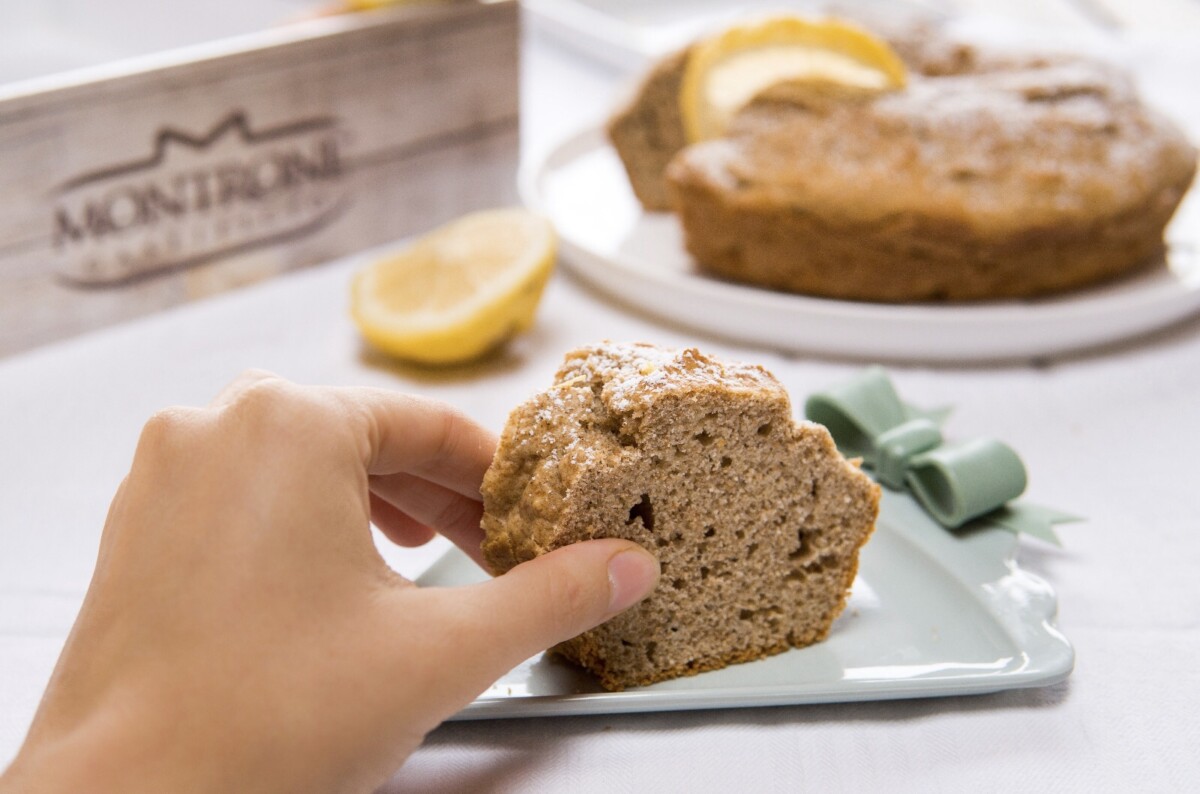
[481,342,879,690]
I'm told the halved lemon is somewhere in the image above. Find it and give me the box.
[680,16,908,142]
[350,208,556,365]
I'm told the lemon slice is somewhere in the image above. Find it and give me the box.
[344,0,411,9]
[680,16,908,142]
[350,208,556,365]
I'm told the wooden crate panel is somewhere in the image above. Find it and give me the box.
[0,1,519,355]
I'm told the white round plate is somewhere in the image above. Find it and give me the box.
[520,125,1200,363]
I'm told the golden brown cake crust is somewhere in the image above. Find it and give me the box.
[480,343,879,691]
[606,49,690,212]
[667,60,1197,301]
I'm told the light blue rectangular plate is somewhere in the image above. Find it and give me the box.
[418,489,1074,720]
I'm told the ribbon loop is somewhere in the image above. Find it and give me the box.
[803,366,909,460]
[907,438,1027,528]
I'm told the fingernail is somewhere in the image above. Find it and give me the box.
[607,548,660,615]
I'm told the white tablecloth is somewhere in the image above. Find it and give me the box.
[3,10,1200,793]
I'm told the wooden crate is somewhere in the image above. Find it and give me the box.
[0,0,519,356]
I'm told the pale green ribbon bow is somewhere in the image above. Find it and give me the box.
[805,367,1079,545]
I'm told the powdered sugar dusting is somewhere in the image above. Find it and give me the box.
[554,341,785,416]
[692,54,1196,229]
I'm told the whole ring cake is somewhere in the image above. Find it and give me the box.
[608,15,1197,302]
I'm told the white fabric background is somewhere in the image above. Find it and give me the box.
[2,10,1199,793]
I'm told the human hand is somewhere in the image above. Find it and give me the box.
[0,372,659,793]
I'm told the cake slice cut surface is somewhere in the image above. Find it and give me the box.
[481,343,880,691]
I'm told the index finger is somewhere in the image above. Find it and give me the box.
[338,387,498,500]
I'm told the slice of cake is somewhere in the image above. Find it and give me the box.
[480,343,879,690]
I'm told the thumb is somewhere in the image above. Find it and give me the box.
[479,538,661,653]
[426,539,659,698]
